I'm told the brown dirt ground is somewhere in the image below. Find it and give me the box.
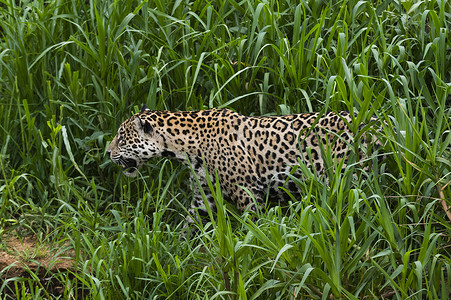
[0,235,88,298]
[0,235,74,274]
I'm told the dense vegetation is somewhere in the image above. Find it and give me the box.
[0,0,450,298]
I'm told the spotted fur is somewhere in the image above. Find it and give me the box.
[107,106,380,225]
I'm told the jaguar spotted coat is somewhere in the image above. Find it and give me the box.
[107,105,379,225]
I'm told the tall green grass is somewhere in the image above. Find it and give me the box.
[0,0,450,298]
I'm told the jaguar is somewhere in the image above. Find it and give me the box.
[107,105,381,225]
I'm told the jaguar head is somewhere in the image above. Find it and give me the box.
[107,106,159,177]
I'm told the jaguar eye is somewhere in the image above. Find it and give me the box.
[118,137,125,146]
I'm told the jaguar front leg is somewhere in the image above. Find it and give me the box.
[232,180,266,217]
[183,173,218,236]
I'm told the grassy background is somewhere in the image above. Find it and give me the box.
[0,0,450,298]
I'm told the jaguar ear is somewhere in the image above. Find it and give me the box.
[141,105,149,113]
[134,116,153,134]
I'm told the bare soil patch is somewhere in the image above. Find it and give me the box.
[0,235,88,299]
